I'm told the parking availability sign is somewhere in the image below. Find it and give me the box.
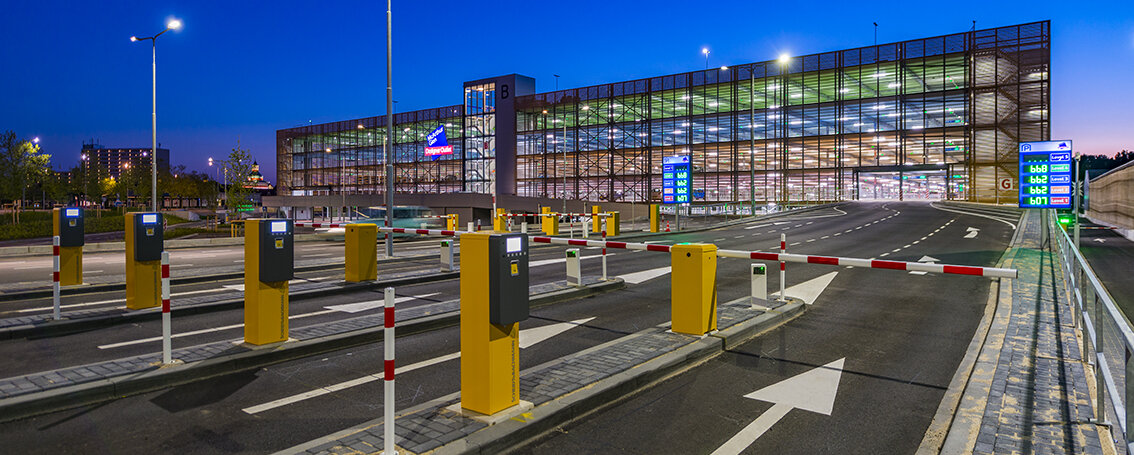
[1018,140,1073,209]
[662,155,691,204]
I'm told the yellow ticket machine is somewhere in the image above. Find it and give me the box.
[345,223,378,282]
[244,219,294,345]
[52,207,84,286]
[125,212,163,309]
[460,232,530,415]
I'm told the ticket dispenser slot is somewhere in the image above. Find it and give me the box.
[53,207,84,286]
[133,213,164,261]
[489,234,529,325]
[259,220,294,282]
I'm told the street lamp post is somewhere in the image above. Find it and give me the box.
[702,47,710,70]
[749,66,756,216]
[131,18,181,213]
[385,0,395,257]
[778,54,790,206]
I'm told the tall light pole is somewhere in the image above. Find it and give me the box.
[385,0,395,257]
[131,17,181,213]
[554,75,567,213]
[702,47,710,70]
[778,53,790,206]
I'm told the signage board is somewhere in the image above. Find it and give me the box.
[424,125,454,161]
[1018,140,1073,209]
[661,155,691,204]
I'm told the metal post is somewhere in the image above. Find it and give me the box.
[151,39,158,212]
[52,236,61,321]
[384,0,395,259]
[749,68,756,217]
[779,233,786,302]
[383,286,397,455]
[161,251,172,364]
[1073,153,1081,250]
[601,225,607,281]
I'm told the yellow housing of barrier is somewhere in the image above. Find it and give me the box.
[493,208,507,232]
[125,213,161,310]
[670,243,718,335]
[345,223,378,282]
[244,219,289,345]
[540,207,558,235]
[445,214,459,231]
[591,205,602,233]
[459,232,521,415]
[605,211,620,236]
[649,204,660,233]
[51,208,83,286]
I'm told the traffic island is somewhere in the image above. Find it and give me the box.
[0,277,623,423]
[278,297,805,455]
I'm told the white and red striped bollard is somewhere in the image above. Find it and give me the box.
[601,228,608,281]
[383,287,397,454]
[52,236,61,321]
[161,251,172,364]
[779,233,786,302]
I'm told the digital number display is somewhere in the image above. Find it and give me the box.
[1018,141,1073,209]
[662,156,691,204]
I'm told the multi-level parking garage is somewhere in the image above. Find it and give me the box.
[275,21,1049,206]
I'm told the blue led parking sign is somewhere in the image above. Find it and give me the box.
[1018,140,1073,209]
[662,155,691,204]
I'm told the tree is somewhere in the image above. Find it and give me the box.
[0,131,51,221]
[223,141,255,217]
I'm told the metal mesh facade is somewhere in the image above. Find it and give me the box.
[276,21,1049,203]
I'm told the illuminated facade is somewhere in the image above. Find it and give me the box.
[277,21,1049,204]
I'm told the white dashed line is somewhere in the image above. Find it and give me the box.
[790,242,801,246]
[806,239,815,242]
[891,248,901,253]
[821,236,829,239]
[880,252,890,257]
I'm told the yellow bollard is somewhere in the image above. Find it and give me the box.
[125,212,163,310]
[649,204,660,233]
[670,243,718,335]
[493,208,508,232]
[591,205,602,233]
[244,219,294,345]
[345,223,378,282]
[605,211,620,237]
[459,232,529,415]
[52,207,84,286]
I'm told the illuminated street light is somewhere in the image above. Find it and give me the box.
[779,53,791,64]
[702,47,710,69]
[131,16,182,212]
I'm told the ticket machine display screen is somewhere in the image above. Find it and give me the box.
[142,214,158,224]
[65,208,79,217]
[271,221,287,233]
[506,236,523,253]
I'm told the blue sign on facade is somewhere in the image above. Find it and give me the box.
[424,125,454,161]
[661,155,691,204]
[1018,140,1073,209]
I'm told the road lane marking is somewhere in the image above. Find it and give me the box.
[619,266,671,284]
[97,309,338,349]
[241,318,595,415]
[528,254,611,268]
[324,293,440,313]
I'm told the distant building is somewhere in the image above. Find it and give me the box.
[80,141,169,181]
[245,161,274,191]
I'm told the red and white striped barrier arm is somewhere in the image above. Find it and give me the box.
[293,222,348,228]
[379,227,467,237]
[529,235,1016,278]
[716,248,1017,278]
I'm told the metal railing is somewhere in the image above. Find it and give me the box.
[1049,210,1134,453]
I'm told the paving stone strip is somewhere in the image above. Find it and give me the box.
[969,210,1106,455]
[287,298,784,455]
[0,278,599,400]
[0,265,447,330]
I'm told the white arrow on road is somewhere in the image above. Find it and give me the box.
[1094,238,1106,243]
[744,222,790,230]
[619,266,672,285]
[241,317,595,415]
[769,271,838,305]
[710,358,846,455]
[963,227,980,239]
[909,255,940,275]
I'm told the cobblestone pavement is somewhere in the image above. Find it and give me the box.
[972,211,1106,455]
[0,278,595,400]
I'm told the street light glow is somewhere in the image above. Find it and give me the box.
[167,19,182,30]
[130,36,138,42]
[778,53,791,64]
[720,66,728,70]
[702,47,709,55]
[32,137,39,144]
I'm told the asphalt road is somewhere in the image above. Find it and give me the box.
[515,202,1019,454]
[1075,222,1134,320]
[0,202,1020,454]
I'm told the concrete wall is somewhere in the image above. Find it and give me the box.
[1086,161,1134,230]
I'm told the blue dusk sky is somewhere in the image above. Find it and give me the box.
[1,0,1131,182]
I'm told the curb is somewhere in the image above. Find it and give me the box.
[0,279,626,423]
[0,269,460,341]
[0,252,439,302]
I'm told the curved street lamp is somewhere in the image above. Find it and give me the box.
[131,18,182,212]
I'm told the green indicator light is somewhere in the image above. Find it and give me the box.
[1058,216,1072,225]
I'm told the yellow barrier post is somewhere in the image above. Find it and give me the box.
[125,212,163,310]
[446,214,459,231]
[591,205,602,233]
[52,207,84,286]
[540,207,559,235]
[670,243,718,335]
[493,208,508,232]
[605,211,620,237]
[459,232,530,416]
[649,204,660,233]
[244,219,294,345]
[345,223,378,282]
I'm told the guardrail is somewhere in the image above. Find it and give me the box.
[1050,210,1134,453]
